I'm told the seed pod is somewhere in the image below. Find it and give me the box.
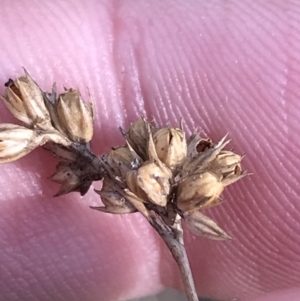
[213,150,246,187]
[153,127,187,169]
[57,89,93,143]
[107,145,141,178]
[213,151,242,176]
[49,161,92,196]
[136,160,172,206]
[125,169,148,201]
[184,211,231,240]
[92,179,136,214]
[123,118,153,160]
[0,124,48,163]
[0,71,51,128]
[176,172,224,212]
[180,135,229,178]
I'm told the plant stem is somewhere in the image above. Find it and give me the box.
[149,215,198,301]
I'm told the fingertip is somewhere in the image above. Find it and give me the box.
[249,289,300,301]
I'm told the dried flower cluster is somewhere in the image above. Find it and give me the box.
[95,118,245,240]
[0,71,247,301]
[0,70,103,196]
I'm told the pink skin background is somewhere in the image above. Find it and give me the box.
[0,1,300,301]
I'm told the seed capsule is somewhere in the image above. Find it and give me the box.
[123,118,151,160]
[106,145,141,178]
[0,71,51,128]
[92,179,136,214]
[57,89,93,142]
[136,161,172,206]
[125,169,148,201]
[49,161,93,196]
[153,127,187,169]
[213,151,242,176]
[176,172,224,212]
[0,124,48,163]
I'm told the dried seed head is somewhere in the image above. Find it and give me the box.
[176,172,224,212]
[0,71,51,128]
[57,89,94,143]
[0,72,248,300]
[106,119,173,207]
[102,119,246,217]
[0,71,104,197]
[184,211,231,240]
[153,127,187,169]
[0,124,50,163]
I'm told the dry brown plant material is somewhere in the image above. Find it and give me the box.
[0,70,103,196]
[0,71,247,301]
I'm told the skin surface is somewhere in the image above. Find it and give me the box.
[0,1,300,301]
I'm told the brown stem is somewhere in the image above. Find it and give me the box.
[71,143,103,171]
[149,215,198,301]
